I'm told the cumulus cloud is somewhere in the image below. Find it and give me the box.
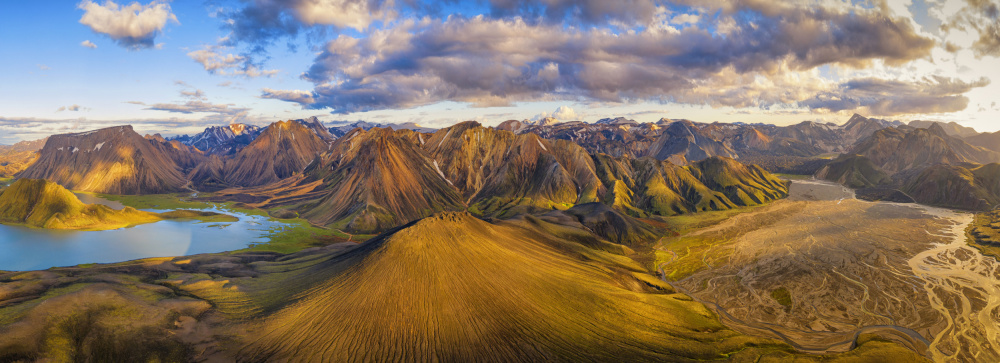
[81,40,98,49]
[261,88,316,105]
[187,45,279,77]
[933,0,1000,57]
[287,4,934,113]
[552,106,578,120]
[220,0,395,58]
[801,76,991,116]
[78,0,178,50]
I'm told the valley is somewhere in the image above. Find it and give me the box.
[659,179,1000,361]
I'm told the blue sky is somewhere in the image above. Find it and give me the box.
[1,0,998,143]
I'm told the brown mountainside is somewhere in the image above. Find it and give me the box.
[17,126,189,194]
[222,120,328,187]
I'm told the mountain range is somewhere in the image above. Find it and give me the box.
[4,113,999,213]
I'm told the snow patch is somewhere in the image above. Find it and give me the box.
[433,160,454,186]
[418,134,424,145]
[437,129,452,148]
[536,138,548,151]
[57,147,64,151]
[94,142,105,151]
[71,147,79,153]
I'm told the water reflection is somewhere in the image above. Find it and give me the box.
[0,204,285,271]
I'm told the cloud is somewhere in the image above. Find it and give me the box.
[287,4,934,114]
[801,76,991,116]
[78,0,178,50]
[180,89,207,100]
[56,105,86,112]
[932,0,1000,57]
[0,116,273,144]
[143,89,251,124]
[552,106,577,120]
[220,0,395,59]
[482,0,660,25]
[81,40,98,49]
[187,45,279,77]
[36,64,50,71]
[260,88,316,105]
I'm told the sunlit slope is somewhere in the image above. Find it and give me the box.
[222,120,328,187]
[234,212,780,361]
[16,126,189,194]
[0,179,159,229]
[0,138,45,178]
[300,127,466,233]
[594,154,789,217]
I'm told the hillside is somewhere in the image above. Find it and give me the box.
[965,130,1000,152]
[0,138,45,177]
[901,163,1000,210]
[909,120,979,137]
[298,127,466,233]
[17,126,190,194]
[850,124,1000,174]
[233,212,786,361]
[0,179,235,230]
[0,179,159,229]
[814,154,891,188]
[225,122,791,234]
[221,120,329,187]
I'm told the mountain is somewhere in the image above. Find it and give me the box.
[509,114,896,167]
[235,211,777,361]
[224,122,789,234]
[0,137,45,177]
[329,120,383,137]
[297,127,466,233]
[646,120,739,165]
[187,154,227,191]
[814,154,891,188]
[965,130,1000,152]
[901,163,1000,210]
[909,120,979,137]
[849,123,1000,174]
[292,116,335,141]
[0,179,160,229]
[221,120,329,188]
[514,119,661,159]
[386,121,437,133]
[539,202,665,246]
[17,126,190,194]
[595,116,638,125]
[171,123,262,155]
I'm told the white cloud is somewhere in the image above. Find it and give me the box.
[671,13,700,25]
[78,0,178,50]
[187,45,279,78]
[261,88,316,105]
[292,0,394,29]
[552,106,578,120]
[81,40,98,49]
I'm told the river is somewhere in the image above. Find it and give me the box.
[909,206,1000,362]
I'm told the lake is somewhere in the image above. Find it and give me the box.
[0,198,288,271]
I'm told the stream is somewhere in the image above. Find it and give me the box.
[908,207,1000,362]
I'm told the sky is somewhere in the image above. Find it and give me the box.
[0,0,998,143]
